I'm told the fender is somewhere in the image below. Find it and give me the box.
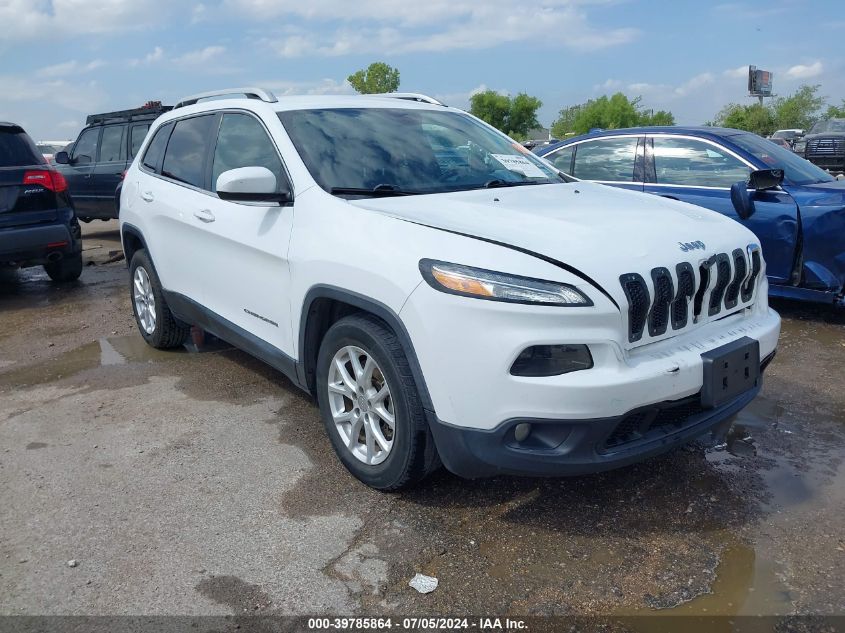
[298,285,436,414]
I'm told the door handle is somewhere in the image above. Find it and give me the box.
[141,191,154,202]
[193,209,215,223]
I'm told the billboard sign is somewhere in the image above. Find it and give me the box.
[748,66,773,97]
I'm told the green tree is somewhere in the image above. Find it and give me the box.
[825,99,845,119]
[771,84,825,130]
[347,62,400,94]
[469,90,543,139]
[712,103,776,136]
[550,93,674,137]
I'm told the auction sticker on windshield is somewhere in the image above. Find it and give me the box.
[491,154,546,178]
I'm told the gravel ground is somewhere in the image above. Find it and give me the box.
[0,220,843,619]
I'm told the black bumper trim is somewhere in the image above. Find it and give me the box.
[428,364,770,479]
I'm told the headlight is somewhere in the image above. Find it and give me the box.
[419,259,592,306]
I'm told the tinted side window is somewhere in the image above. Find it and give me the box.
[653,137,751,188]
[99,125,126,162]
[161,115,216,189]
[572,138,638,181]
[142,123,174,172]
[72,128,99,164]
[211,114,285,192]
[548,146,574,174]
[130,124,151,158]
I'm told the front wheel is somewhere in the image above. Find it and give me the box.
[316,314,440,491]
[129,249,189,349]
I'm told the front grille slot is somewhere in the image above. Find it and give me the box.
[672,263,695,330]
[742,247,761,303]
[648,268,673,336]
[620,273,650,343]
[708,254,731,316]
[724,249,746,309]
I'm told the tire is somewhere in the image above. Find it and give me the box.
[44,252,83,282]
[316,314,440,491]
[129,249,189,349]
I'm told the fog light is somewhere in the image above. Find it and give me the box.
[510,344,593,377]
[514,423,532,443]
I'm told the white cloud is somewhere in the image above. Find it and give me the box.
[785,61,823,80]
[0,0,171,40]
[36,60,105,78]
[251,1,638,57]
[723,65,748,79]
[258,78,355,96]
[173,46,226,66]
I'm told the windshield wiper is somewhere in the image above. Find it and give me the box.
[329,184,420,197]
[482,179,542,189]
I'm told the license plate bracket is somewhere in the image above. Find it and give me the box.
[701,337,760,409]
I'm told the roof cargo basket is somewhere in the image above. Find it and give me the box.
[86,102,172,126]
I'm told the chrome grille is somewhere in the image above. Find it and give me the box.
[620,246,760,344]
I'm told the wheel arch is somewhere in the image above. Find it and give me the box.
[121,222,147,267]
[298,285,435,414]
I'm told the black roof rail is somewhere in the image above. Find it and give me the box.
[85,103,172,126]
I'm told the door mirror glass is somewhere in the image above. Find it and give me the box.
[749,168,784,191]
[54,151,70,165]
[730,182,755,219]
[216,166,290,204]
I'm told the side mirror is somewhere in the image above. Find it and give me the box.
[54,151,70,165]
[730,182,755,220]
[216,166,291,205]
[749,168,784,191]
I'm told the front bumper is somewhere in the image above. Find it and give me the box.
[429,358,770,478]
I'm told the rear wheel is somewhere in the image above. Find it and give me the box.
[316,314,440,490]
[129,249,189,349]
[44,252,82,282]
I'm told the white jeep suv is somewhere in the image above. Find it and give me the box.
[120,88,780,490]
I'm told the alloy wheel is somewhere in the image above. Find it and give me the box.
[327,345,395,465]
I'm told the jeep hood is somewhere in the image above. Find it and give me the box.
[348,182,758,307]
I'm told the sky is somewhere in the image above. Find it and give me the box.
[1,0,843,141]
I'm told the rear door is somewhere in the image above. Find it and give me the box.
[551,135,644,192]
[0,125,56,229]
[643,134,800,285]
[60,126,100,218]
[90,123,128,218]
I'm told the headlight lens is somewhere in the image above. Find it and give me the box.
[419,259,592,306]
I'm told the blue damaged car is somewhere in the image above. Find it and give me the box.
[537,127,845,306]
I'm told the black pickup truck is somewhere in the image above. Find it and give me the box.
[55,102,171,222]
[803,118,845,176]
[0,122,82,282]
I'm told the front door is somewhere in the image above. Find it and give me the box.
[191,111,295,356]
[644,135,800,285]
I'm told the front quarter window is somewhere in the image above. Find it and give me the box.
[277,107,562,196]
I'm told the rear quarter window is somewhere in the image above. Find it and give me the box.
[0,128,46,167]
[141,123,174,173]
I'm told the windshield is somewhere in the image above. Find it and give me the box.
[731,133,834,185]
[809,119,845,134]
[277,108,562,196]
[36,144,63,154]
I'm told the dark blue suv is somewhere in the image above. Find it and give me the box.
[538,127,845,306]
[0,122,82,282]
